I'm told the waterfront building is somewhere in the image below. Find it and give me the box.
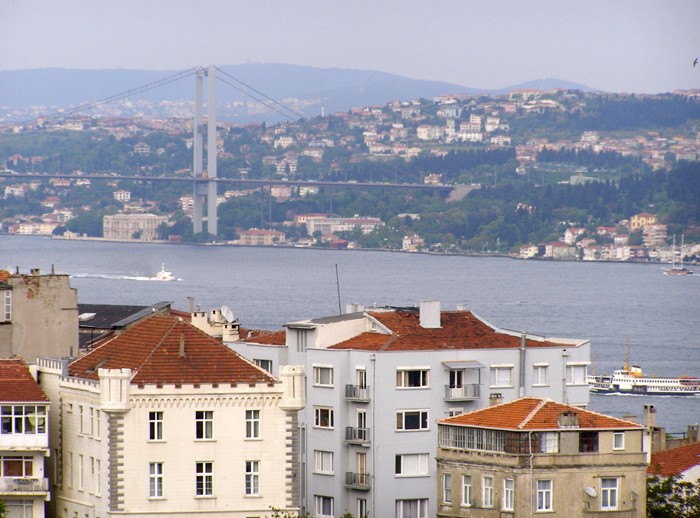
[0,268,78,362]
[226,301,591,518]
[102,213,168,241]
[237,229,286,246]
[436,397,648,517]
[0,359,51,518]
[37,313,306,518]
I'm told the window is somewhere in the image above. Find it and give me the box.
[396,368,429,388]
[396,410,429,431]
[613,432,625,450]
[462,475,472,506]
[253,359,272,373]
[195,461,213,496]
[313,366,334,387]
[1,405,46,434]
[149,411,163,441]
[601,478,618,510]
[296,329,308,352]
[447,408,464,417]
[149,462,163,498]
[65,452,73,489]
[78,454,84,491]
[95,459,101,496]
[533,364,549,385]
[395,499,428,518]
[314,495,334,517]
[579,431,599,453]
[483,476,494,507]
[246,410,260,439]
[88,407,94,436]
[395,453,429,477]
[95,410,101,439]
[357,499,367,518]
[539,432,559,453]
[314,450,334,474]
[442,473,452,504]
[356,368,367,389]
[79,405,84,434]
[0,455,33,476]
[490,365,513,387]
[195,411,213,439]
[449,369,464,388]
[503,478,514,511]
[1,290,10,321]
[245,461,259,496]
[536,480,553,511]
[566,364,588,385]
[314,407,334,429]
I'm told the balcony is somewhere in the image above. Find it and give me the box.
[345,472,371,490]
[444,384,480,401]
[345,427,370,446]
[345,384,370,402]
[0,477,49,495]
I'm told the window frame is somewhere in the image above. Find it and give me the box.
[395,498,428,518]
[483,476,494,508]
[1,290,10,322]
[396,368,430,389]
[442,472,453,504]
[149,411,163,441]
[394,453,429,477]
[314,450,334,475]
[533,363,549,386]
[195,461,213,497]
[601,477,619,510]
[566,363,588,385]
[195,410,213,440]
[313,365,334,387]
[536,479,553,511]
[245,410,260,439]
[253,358,272,373]
[149,462,163,498]
[396,409,429,431]
[503,478,514,511]
[245,460,260,496]
[490,365,514,388]
[613,432,625,450]
[462,474,472,507]
[313,406,335,429]
[314,495,334,517]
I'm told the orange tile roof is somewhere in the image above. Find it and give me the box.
[648,442,700,477]
[69,314,276,386]
[241,328,287,346]
[439,397,643,431]
[0,358,50,403]
[328,310,573,351]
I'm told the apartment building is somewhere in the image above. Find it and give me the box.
[436,397,648,517]
[227,301,591,518]
[37,314,306,518]
[0,359,51,518]
[0,268,78,362]
[102,213,168,241]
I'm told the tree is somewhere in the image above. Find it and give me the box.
[647,475,700,518]
[265,507,309,518]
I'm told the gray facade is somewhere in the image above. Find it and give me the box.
[227,303,590,518]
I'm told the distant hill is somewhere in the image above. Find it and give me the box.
[0,64,595,122]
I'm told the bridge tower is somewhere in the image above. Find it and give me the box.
[192,66,218,237]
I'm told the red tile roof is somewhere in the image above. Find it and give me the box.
[439,397,643,431]
[648,442,700,477]
[241,328,287,346]
[69,314,276,386]
[328,310,575,352]
[0,359,50,403]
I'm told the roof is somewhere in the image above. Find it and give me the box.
[439,397,643,431]
[327,310,579,352]
[648,442,700,477]
[240,328,287,346]
[69,314,276,386]
[0,359,50,403]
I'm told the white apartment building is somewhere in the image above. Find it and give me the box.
[37,314,306,518]
[102,213,168,241]
[227,301,591,518]
[0,359,51,518]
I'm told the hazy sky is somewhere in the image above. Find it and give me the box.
[2,1,699,93]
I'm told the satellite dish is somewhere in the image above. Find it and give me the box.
[221,305,235,323]
[584,486,597,497]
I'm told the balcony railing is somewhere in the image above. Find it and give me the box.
[444,384,481,401]
[0,477,49,494]
[345,427,370,445]
[345,384,370,402]
[345,472,371,490]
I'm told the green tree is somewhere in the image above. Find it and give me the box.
[647,475,700,518]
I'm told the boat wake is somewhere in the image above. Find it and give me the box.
[71,273,182,282]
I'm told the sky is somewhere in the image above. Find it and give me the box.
[2,0,700,94]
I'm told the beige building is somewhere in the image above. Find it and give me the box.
[237,229,286,246]
[0,268,78,362]
[102,213,168,241]
[436,397,648,517]
[629,212,658,233]
[37,313,306,518]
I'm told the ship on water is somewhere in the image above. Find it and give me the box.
[588,364,700,396]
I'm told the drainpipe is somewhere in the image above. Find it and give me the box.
[370,353,376,518]
[519,333,527,398]
[562,349,569,403]
[529,430,534,518]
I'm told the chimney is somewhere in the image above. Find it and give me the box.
[456,304,468,311]
[30,268,40,276]
[489,393,503,407]
[419,300,441,328]
[643,405,657,428]
[557,411,579,428]
[179,334,186,358]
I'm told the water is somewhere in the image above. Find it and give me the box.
[2,235,699,432]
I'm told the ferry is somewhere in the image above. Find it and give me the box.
[587,364,700,396]
[153,263,176,282]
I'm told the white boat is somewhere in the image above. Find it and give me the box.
[663,234,694,275]
[588,363,700,396]
[153,263,176,282]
